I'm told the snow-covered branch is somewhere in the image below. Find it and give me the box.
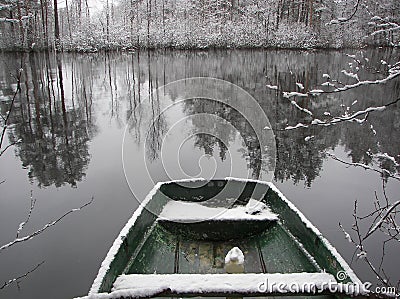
[0,261,44,290]
[329,70,400,93]
[326,152,400,181]
[271,69,400,100]
[325,0,361,25]
[340,188,400,291]
[0,15,31,23]
[339,192,400,286]
[15,192,36,239]
[369,16,400,38]
[0,196,94,253]
[283,97,400,130]
[364,200,400,239]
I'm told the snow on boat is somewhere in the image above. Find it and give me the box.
[78,178,366,299]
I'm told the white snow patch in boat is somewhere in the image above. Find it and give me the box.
[111,273,337,295]
[158,200,278,222]
[245,198,268,215]
[225,247,245,264]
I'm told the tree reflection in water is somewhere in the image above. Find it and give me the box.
[1,52,96,188]
[1,49,399,187]
[0,49,399,294]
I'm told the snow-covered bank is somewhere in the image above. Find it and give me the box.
[1,0,399,51]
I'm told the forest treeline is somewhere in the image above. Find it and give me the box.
[0,0,399,51]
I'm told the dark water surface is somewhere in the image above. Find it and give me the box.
[0,49,399,298]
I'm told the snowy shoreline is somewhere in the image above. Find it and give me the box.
[1,43,398,53]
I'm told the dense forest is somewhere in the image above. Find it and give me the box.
[0,0,399,50]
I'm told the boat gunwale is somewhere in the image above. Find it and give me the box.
[88,177,363,296]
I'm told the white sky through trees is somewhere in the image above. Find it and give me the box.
[57,0,104,10]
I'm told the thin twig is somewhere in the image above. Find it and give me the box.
[364,201,400,240]
[0,197,94,252]
[325,0,361,25]
[0,139,22,157]
[327,152,400,181]
[270,71,400,100]
[0,261,44,290]
[16,192,36,239]
[283,97,400,131]
[341,181,399,289]
[0,70,22,151]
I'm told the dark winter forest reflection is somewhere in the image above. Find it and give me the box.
[0,49,399,299]
[1,50,399,188]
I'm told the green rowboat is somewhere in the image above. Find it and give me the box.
[80,178,366,299]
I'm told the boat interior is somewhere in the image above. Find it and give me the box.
[125,223,319,275]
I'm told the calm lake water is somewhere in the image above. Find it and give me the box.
[0,49,399,298]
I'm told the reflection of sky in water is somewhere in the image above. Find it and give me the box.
[124,97,259,201]
[0,50,399,299]
[144,102,250,179]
